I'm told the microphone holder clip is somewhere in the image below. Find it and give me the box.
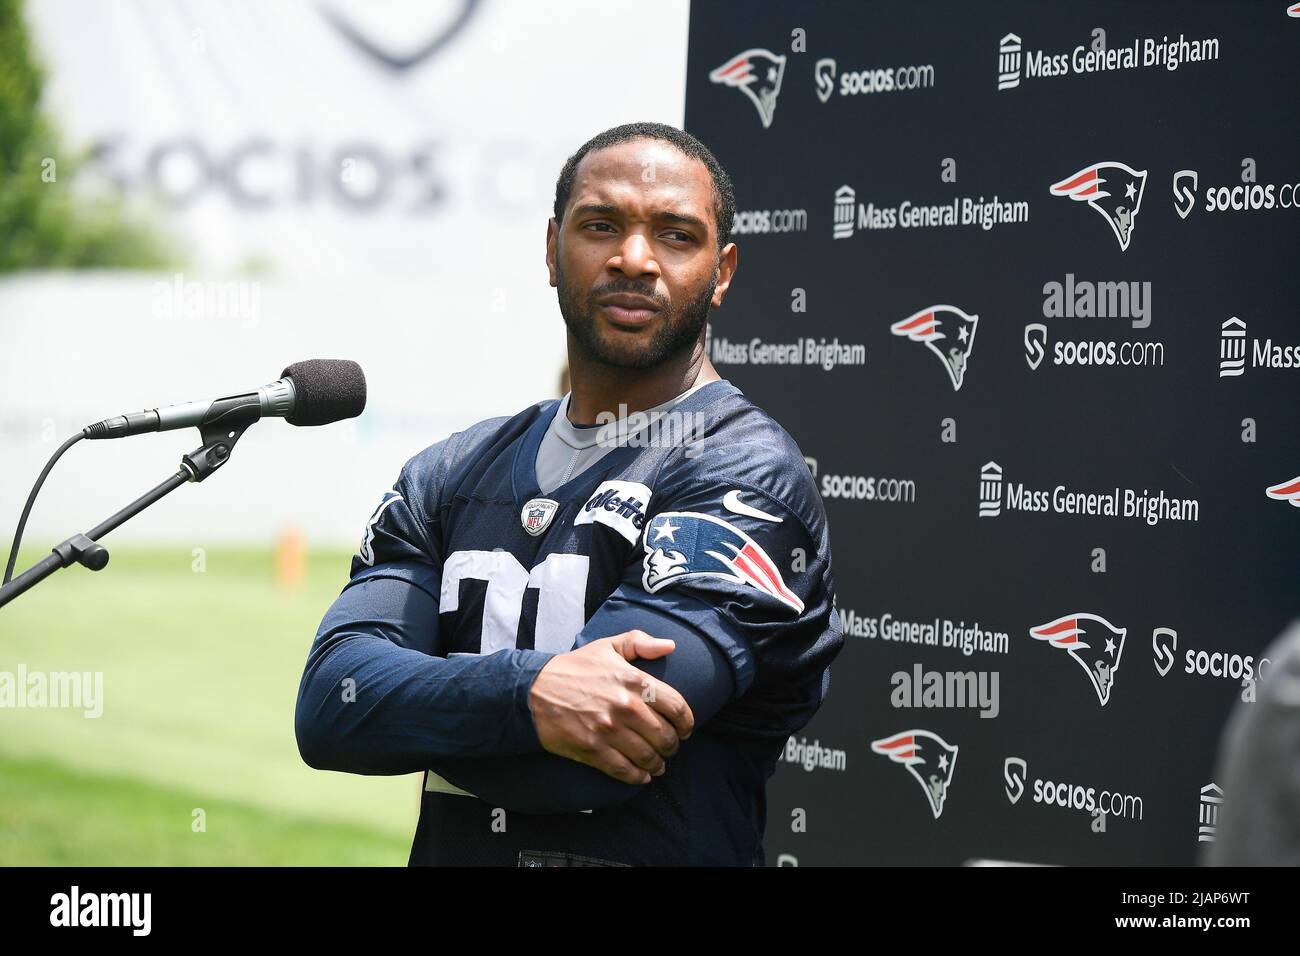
[180,394,262,482]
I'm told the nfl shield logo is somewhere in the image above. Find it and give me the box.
[521,498,560,536]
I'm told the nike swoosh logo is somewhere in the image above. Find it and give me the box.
[723,489,782,523]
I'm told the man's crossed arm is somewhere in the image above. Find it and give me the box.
[294,560,735,813]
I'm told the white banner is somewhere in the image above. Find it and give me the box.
[1,0,688,546]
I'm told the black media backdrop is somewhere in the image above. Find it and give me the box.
[683,0,1300,864]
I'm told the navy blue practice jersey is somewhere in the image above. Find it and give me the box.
[334,379,841,865]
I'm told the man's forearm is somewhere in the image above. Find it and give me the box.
[420,599,736,812]
[295,573,554,774]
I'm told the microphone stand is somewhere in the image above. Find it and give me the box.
[0,395,262,609]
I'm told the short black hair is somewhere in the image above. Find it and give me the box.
[553,122,736,252]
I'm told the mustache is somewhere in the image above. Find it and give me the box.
[588,281,670,309]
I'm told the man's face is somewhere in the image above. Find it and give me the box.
[547,138,737,370]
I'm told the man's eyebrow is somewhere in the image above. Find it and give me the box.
[659,210,709,233]
[570,203,708,233]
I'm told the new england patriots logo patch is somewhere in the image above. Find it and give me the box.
[642,511,804,613]
[358,491,403,567]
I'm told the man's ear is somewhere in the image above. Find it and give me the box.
[711,242,739,308]
[546,218,558,287]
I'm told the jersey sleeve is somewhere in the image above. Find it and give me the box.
[614,437,844,741]
[295,444,555,773]
[426,598,736,814]
[348,439,445,587]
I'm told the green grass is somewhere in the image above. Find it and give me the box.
[0,546,422,865]
[0,752,409,865]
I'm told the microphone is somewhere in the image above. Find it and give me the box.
[83,359,367,439]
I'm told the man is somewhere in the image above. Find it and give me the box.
[295,122,842,866]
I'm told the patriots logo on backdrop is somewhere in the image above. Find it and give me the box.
[358,491,403,566]
[1030,613,1127,706]
[1266,475,1300,507]
[1050,162,1147,251]
[890,305,979,390]
[871,730,958,819]
[642,509,804,613]
[709,48,786,128]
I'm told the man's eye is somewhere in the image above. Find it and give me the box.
[582,223,692,242]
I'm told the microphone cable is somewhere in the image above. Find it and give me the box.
[3,430,86,585]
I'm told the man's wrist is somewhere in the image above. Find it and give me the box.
[511,648,557,752]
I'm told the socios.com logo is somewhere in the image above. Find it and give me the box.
[815,58,836,103]
[1004,756,1027,804]
[1024,323,1047,370]
[1152,626,1177,676]
[1173,169,1198,219]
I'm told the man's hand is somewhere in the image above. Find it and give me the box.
[527,630,695,785]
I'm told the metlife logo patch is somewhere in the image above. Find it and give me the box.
[997,29,1221,91]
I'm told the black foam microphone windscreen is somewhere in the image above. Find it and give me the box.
[281,359,367,426]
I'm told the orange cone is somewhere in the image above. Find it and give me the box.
[276,525,305,588]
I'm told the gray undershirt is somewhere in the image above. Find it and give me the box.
[534,380,711,496]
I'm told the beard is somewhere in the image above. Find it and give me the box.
[557,260,717,370]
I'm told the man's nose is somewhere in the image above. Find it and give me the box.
[610,232,660,278]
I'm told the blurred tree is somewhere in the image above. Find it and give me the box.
[0,0,175,271]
